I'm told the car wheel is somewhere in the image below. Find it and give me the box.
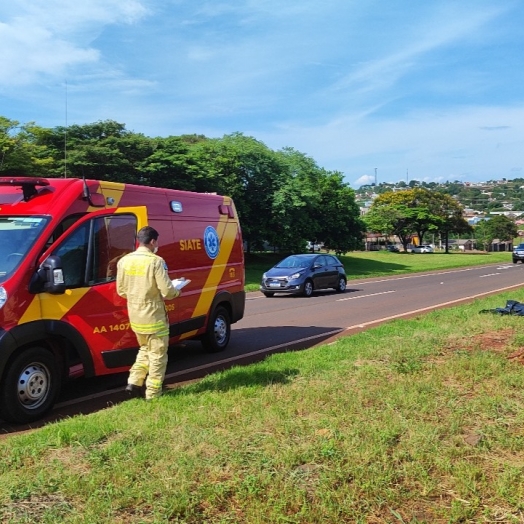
[201,306,231,353]
[263,292,275,297]
[302,279,314,297]
[0,347,61,424]
[513,259,518,264]
[335,276,346,293]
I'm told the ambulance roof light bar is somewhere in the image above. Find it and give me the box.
[0,177,50,202]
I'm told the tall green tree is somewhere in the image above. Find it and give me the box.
[0,118,54,176]
[366,188,470,251]
[421,191,472,253]
[272,149,364,253]
[365,189,430,250]
[311,170,365,254]
[270,148,323,252]
[140,135,205,190]
[475,215,518,251]
[41,120,155,182]
[187,133,286,252]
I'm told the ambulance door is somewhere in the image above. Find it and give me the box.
[38,207,147,374]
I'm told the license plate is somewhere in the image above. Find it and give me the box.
[269,282,281,288]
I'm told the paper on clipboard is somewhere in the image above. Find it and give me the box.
[171,278,191,290]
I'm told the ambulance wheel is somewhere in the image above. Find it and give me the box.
[202,306,231,353]
[0,347,61,424]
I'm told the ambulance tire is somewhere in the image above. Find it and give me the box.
[0,347,61,424]
[201,306,231,353]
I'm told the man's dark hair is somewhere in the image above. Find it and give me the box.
[137,226,159,245]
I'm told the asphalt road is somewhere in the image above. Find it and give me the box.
[2,261,523,434]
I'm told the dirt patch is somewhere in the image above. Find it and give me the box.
[468,328,515,353]
[507,347,524,364]
[444,328,524,364]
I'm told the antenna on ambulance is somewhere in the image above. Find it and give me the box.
[64,80,68,178]
[81,174,105,207]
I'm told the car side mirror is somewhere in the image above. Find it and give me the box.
[29,255,66,295]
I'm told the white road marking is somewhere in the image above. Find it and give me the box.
[479,273,501,278]
[337,290,396,301]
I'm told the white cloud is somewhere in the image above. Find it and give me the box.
[355,175,376,187]
[0,0,149,87]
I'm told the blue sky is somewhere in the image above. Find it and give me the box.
[2,1,524,188]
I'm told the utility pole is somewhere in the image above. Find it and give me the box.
[374,167,377,186]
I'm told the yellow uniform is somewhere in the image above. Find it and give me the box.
[117,246,179,399]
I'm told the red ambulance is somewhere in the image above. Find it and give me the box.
[0,177,245,423]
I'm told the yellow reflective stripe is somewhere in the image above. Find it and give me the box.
[180,203,237,341]
[191,210,234,319]
[156,328,169,337]
[97,181,126,208]
[19,288,90,324]
[18,296,42,324]
[130,320,167,332]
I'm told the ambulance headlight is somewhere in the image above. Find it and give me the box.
[0,286,6,309]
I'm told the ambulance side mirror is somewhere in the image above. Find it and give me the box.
[30,256,67,295]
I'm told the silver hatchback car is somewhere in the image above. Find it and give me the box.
[260,254,347,297]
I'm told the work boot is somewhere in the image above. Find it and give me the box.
[125,383,143,399]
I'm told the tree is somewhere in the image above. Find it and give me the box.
[366,189,435,251]
[36,120,156,182]
[313,171,365,253]
[0,118,55,176]
[425,192,472,253]
[271,149,365,254]
[475,215,518,251]
[364,202,417,251]
[366,188,471,252]
[139,135,197,190]
[474,220,492,251]
[270,148,322,253]
[187,133,286,253]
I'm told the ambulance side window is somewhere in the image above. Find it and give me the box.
[53,224,89,288]
[44,214,85,252]
[88,215,137,285]
[52,214,137,288]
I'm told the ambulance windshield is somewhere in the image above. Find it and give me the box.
[0,216,49,281]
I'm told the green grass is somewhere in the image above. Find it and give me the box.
[245,250,512,291]
[2,289,524,522]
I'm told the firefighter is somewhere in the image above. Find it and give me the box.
[116,226,180,400]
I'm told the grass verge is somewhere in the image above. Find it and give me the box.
[1,290,524,523]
